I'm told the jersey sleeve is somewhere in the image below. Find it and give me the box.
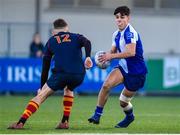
[44,40,53,58]
[40,40,53,88]
[124,30,137,45]
[78,34,91,57]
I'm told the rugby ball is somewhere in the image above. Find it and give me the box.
[94,51,110,69]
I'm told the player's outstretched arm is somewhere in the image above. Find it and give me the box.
[79,34,93,69]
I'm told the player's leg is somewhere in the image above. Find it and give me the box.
[8,83,54,129]
[56,87,74,129]
[115,88,135,128]
[56,73,84,129]
[88,68,124,124]
[115,74,146,128]
[61,87,74,124]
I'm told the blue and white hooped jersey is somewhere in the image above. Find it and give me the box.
[112,24,147,75]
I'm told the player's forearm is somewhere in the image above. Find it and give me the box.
[111,51,135,59]
[41,56,51,88]
[84,40,91,57]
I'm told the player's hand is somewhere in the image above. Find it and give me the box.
[84,57,93,69]
[99,52,112,63]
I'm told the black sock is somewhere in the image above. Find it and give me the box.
[61,115,69,123]
[17,117,27,124]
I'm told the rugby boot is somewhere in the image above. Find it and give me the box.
[7,122,24,129]
[115,114,134,128]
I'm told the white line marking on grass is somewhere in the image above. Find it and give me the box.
[1,134,180,135]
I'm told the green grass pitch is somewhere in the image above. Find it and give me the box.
[0,95,180,134]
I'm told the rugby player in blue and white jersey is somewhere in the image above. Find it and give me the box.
[88,6,148,128]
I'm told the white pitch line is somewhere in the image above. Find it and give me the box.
[0,133,180,135]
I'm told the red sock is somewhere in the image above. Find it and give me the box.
[61,95,74,123]
[18,100,39,124]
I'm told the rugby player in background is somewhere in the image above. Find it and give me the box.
[8,18,93,129]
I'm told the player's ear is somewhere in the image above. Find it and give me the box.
[52,29,56,36]
[127,15,130,21]
[65,26,69,32]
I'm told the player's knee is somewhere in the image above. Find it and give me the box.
[102,82,111,91]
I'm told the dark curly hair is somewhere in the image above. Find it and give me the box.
[114,6,130,16]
